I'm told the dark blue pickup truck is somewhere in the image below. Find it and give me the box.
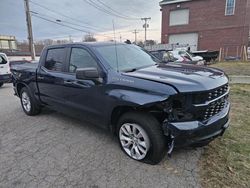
[11,42,230,164]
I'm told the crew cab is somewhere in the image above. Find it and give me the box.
[11,42,230,164]
[0,53,11,87]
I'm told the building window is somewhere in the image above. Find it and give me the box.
[225,0,236,16]
[169,9,189,26]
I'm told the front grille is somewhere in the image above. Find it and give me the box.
[203,95,228,120]
[192,84,229,121]
[208,84,229,101]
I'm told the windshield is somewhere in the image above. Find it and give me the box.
[95,44,158,72]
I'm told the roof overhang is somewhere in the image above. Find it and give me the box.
[159,0,192,6]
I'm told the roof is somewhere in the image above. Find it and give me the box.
[46,41,127,49]
[159,0,192,6]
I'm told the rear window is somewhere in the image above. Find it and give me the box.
[0,55,7,65]
[44,48,65,71]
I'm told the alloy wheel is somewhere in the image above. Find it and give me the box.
[119,123,150,160]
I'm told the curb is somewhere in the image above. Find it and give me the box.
[229,75,250,84]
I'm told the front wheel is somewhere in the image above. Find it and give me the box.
[117,112,167,165]
[20,87,41,116]
[0,83,3,87]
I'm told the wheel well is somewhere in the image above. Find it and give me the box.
[16,83,26,96]
[110,104,164,134]
[110,106,135,133]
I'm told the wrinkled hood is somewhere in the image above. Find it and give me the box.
[124,63,228,93]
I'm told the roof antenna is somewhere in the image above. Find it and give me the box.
[112,20,119,72]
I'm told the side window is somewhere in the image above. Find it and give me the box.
[44,48,65,72]
[69,48,98,73]
[0,55,7,65]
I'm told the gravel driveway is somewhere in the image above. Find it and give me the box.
[0,84,202,188]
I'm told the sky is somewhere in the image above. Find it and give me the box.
[0,0,162,43]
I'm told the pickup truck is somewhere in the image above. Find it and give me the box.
[11,42,230,164]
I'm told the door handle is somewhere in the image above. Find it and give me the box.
[0,66,4,68]
[37,76,44,80]
[64,80,74,84]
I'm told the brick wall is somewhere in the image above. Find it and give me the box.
[161,0,250,54]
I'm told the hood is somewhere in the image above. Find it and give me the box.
[123,63,228,93]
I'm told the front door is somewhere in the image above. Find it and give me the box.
[61,47,107,127]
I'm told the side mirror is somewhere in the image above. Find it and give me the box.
[76,67,100,80]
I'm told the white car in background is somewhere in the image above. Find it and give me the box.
[168,50,205,65]
[0,53,11,87]
[173,49,205,65]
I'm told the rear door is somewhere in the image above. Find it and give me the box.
[37,47,69,109]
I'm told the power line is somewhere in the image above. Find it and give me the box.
[32,14,93,34]
[29,0,110,31]
[82,0,140,20]
[31,14,117,39]
[94,0,140,20]
[30,11,103,33]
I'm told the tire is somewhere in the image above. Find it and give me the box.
[0,83,3,87]
[20,87,41,116]
[117,112,167,165]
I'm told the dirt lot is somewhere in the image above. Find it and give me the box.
[0,84,202,188]
[200,84,250,188]
[210,62,250,75]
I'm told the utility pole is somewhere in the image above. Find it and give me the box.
[141,17,151,45]
[24,0,36,60]
[132,29,139,44]
[119,33,122,42]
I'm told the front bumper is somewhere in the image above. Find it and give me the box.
[0,74,11,83]
[163,102,230,147]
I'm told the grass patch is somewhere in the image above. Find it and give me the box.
[200,84,250,188]
[210,62,250,76]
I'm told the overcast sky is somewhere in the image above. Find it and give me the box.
[0,0,162,43]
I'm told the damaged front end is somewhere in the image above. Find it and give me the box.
[155,84,230,156]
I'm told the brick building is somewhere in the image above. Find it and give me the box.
[160,0,250,56]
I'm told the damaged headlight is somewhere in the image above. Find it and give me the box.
[168,95,194,122]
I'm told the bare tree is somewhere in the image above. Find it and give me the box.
[83,34,97,42]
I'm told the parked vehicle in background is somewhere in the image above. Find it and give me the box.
[11,42,230,164]
[0,53,11,87]
[170,50,205,65]
[192,50,219,63]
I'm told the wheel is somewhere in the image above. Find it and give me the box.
[0,83,3,87]
[20,87,41,116]
[117,112,167,165]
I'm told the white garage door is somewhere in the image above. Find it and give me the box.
[169,33,198,51]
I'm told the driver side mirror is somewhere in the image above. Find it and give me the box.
[76,67,100,80]
[76,67,103,84]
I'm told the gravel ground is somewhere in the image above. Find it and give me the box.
[0,84,202,188]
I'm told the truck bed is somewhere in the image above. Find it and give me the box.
[11,62,38,72]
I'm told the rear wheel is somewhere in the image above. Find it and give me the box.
[20,87,41,116]
[0,83,3,87]
[117,112,167,165]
